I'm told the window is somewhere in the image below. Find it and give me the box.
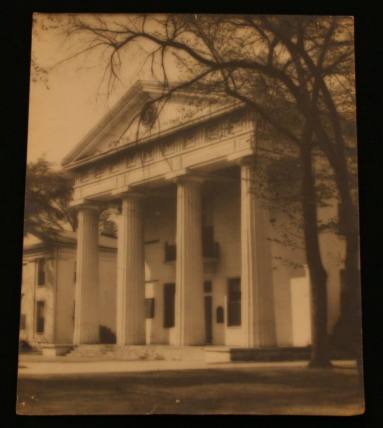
[203,225,214,245]
[204,280,212,293]
[20,314,26,330]
[227,278,241,326]
[145,298,155,319]
[202,226,219,258]
[37,258,45,286]
[36,301,45,334]
[163,283,175,328]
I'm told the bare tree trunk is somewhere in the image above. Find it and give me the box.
[300,143,332,368]
[330,159,362,366]
[311,91,362,365]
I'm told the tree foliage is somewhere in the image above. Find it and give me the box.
[24,158,77,240]
[24,158,118,240]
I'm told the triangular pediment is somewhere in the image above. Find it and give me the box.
[62,80,236,168]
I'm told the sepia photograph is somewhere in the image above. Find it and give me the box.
[16,13,364,415]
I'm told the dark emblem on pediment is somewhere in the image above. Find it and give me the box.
[140,104,157,129]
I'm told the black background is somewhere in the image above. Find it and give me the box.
[0,1,382,426]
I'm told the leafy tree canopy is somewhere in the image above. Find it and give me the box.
[24,158,77,241]
[24,158,118,241]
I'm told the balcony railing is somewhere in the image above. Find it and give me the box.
[164,241,220,263]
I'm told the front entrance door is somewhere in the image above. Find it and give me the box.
[204,295,213,344]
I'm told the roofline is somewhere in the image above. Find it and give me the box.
[62,80,146,167]
[63,99,245,172]
[62,80,231,169]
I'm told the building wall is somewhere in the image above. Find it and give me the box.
[268,200,345,345]
[140,183,246,346]
[211,181,241,346]
[138,180,255,346]
[20,243,117,346]
[20,250,56,345]
[143,195,177,345]
[19,256,37,343]
[20,196,344,349]
[140,178,344,347]
[268,208,307,347]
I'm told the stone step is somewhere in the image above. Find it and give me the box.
[205,346,311,363]
[47,343,356,362]
[66,345,207,361]
[63,344,358,362]
[66,345,311,362]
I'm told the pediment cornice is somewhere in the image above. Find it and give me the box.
[62,80,242,171]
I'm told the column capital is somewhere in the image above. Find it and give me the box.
[69,198,104,213]
[240,159,257,194]
[165,168,205,184]
[227,150,255,166]
[111,185,145,200]
[238,155,256,167]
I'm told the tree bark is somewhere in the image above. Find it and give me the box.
[266,17,361,356]
[300,143,332,368]
[300,54,361,361]
[329,154,362,362]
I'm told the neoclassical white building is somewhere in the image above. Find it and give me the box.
[61,80,344,350]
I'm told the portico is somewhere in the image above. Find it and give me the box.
[71,167,277,348]
[63,80,305,349]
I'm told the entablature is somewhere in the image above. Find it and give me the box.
[71,108,256,204]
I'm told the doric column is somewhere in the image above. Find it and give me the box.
[73,205,100,345]
[175,177,205,345]
[241,158,277,348]
[116,193,145,345]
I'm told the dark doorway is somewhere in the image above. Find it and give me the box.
[204,295,213,344]
[164,283,175,328]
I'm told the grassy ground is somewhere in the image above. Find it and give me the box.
[16,365,364,415]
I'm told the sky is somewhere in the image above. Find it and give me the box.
[27,14,164,168]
